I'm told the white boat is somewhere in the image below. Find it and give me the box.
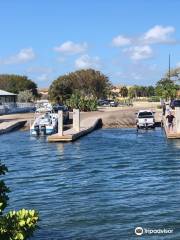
[35,101,53,113]
[35,103,52,113]
[30,112,58,136]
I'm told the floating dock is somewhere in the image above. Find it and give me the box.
[0,120,27,134]
[163,115,180,139]
[48,117,102,142]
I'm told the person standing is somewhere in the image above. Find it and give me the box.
[166,111,175,131]
[162,102,166,116]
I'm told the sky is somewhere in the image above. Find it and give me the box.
[0,0,180,87]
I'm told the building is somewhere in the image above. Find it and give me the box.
[38,88,49,100]
[0,90,36,114]
[0,90,17,105]
[177,90,180,98]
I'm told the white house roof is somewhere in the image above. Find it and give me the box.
[0,89,16,96]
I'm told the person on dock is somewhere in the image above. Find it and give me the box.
[162,102,166,116]
[166,111,175,131]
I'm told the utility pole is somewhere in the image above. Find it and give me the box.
[169,53,171,81]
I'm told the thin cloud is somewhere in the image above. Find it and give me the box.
[26,66,53,74]
[75,54,101,69]
[26,66,54,83]
[124,45,153,61]
[37,73,49,82]
[112,35,131,47]
[142,25,176,44]
[176,62,180,68]
[112,25,177,62]
[54,41,88,55]
[0,48,36,65]
[112,25,177,47]
[114,63,161,85]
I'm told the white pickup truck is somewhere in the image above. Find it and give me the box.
[136,110,155,129]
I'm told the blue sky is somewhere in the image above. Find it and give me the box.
[0,0,180,87]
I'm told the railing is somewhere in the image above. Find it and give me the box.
[0,102,35,114]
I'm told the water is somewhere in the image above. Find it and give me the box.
[1,128,180,239]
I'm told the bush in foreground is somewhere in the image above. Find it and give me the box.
[0,162,39,240]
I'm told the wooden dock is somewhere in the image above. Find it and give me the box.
[48,117,102,142]
[163,117,180,139]
[0,120,27,134]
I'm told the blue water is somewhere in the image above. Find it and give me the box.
[1,129,180,239]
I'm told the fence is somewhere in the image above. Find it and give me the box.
[0,102,35,115]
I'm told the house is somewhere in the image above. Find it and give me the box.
[38,88,49,100]
[0,90,36,114]
[0,90,17,106]
[177,90,180,98]
[111,85,132,99]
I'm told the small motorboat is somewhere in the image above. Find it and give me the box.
[30,112,58,136]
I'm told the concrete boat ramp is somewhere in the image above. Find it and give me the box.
[48,116,102,142]
[0,120,27,134]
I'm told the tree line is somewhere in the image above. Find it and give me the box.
[115,80,179,100]
[49,68,179,102]
[0,68,179,103]
[0,74,38,96]
[115,85,155,98]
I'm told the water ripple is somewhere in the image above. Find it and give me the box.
[1,128,180,239]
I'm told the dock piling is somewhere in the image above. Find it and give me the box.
[73,109,80,132]
[58,110,63,136]
[175,107,180,133]
[29,119,31,134]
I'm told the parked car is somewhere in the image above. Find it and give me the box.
[97,100,105,106]
[109,100,118,107]
[97,99,110,106]
[98,99,118,107]
[136,110,155,129]
[170,99,180,109]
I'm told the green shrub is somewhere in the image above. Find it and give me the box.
[66,93,97,111]
[0,162,39,240]
[156,105,162,109]
[148,96,160,102]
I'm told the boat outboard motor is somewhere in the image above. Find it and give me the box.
[41,125,46,135]
[34,125,40,136]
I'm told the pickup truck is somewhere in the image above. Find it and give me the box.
[136,110,155,129]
